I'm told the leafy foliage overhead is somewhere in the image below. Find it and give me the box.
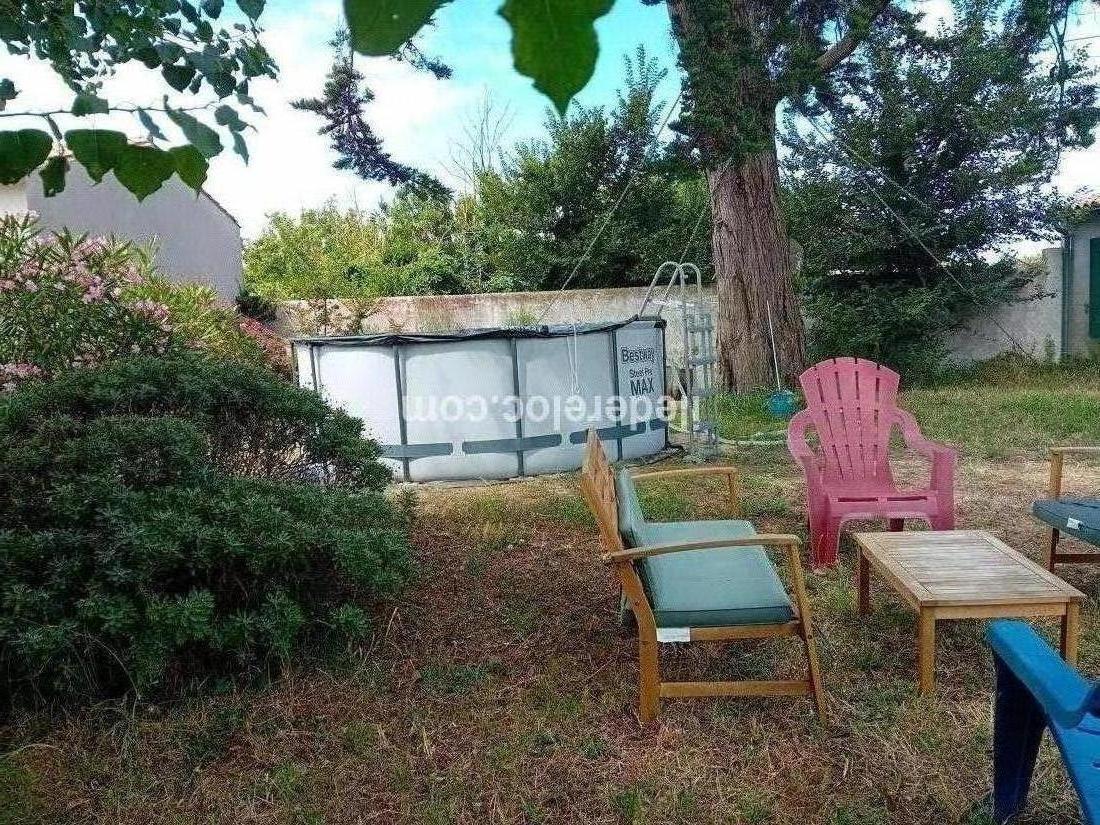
[0,0,276,199]
[499,0,615,112]
[343,0,448,55]
[343,0,614,113]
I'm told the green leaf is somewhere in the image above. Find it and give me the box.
[71,92,110,116]
[236,91,266,115]
[0,79,16,102]
[202,0,224,16]
[137,108,167,141]
[344,0,446,55]
[499,0,612,114]
[65,129,127,182]
[232,130,249,163]
[165,107,222,158]
[215,104,247,131]
[162,63,196,92]
[113,144,175,201]
[0,129,53,184]
[39,155,67,197]
[236,0,265,18]
[169,145,209,192]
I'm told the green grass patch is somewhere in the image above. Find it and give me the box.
[637,482,693,521]
[710,358,1100,458]
[533,489,595,527]
[705,392,786,440]
[0,761,42,825]
[904,384,1100,458]
[418,662,493,696]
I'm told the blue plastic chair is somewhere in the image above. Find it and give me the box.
[987,620,1100,824]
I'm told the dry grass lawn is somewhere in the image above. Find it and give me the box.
[6,435,1100,824]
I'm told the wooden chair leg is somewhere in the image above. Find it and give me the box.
[1046,528,1060,571]
[802,624,827,724]
[1062,602,1080,666]
[638,632,660,723]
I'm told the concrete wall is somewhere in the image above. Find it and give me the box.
[280,261,1076,369]
[13,165,242,302]
[945,247,1063,362]
[278,285,718,369]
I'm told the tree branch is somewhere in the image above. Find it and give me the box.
[0,103,213,119]
[816,0,893,74]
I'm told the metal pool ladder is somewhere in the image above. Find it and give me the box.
[638,261,719,457]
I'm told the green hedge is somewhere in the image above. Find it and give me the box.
[0,355,411,705]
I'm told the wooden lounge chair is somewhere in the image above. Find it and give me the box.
[579,429,826,723]
[986,620,1100,824]
[1035,446,1100,569]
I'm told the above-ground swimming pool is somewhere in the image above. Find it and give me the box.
[293,318,669,481]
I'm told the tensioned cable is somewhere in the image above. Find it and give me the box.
[803,117,1027,352]
[535,87,684,324]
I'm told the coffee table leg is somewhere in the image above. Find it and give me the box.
[918,609,936,695]
[1062,601,1080,666]
[857,548,870,615]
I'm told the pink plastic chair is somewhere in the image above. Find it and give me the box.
[787,358,957,568]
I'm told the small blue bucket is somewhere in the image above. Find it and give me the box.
[766,389,799,419]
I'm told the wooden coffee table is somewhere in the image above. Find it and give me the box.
[853,529,1084,694]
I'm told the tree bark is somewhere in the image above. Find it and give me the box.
[662,0,809,391]
[708,143,807,390]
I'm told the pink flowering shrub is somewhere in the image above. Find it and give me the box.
[0,213,288,390]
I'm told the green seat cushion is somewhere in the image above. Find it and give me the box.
[1034,498,1100,547]
[637,520,794,628]
[615,469,646,545]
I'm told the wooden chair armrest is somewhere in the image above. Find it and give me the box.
[1050,446,1100,456]
[602,534,800,564]
[631,466,741,515]
[1048,447,1100,498]
[632,466,738,481]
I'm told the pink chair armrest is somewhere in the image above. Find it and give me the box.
[787,410,824,492]
[892,410,957,488]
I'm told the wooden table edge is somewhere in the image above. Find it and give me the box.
[852,530,1086,605]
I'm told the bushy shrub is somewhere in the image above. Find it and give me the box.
[129,275,290,375]
[0,213,285,389]
[0,355,411,705]
[804,280,957,382]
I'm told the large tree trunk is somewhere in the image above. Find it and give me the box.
[708,144,807,390]
[663,0,810,391]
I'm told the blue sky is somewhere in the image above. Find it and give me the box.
[1,0,1097,238]
[418,0,680,135]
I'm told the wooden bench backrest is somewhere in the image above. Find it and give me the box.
[580,429,626,556]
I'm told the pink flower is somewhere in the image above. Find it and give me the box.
[23,280,37,293]
[0,362,45,387]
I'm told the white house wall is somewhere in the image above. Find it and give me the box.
[0,184,29,214]
[1066,216,1100,356]
[22,164,241,302]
